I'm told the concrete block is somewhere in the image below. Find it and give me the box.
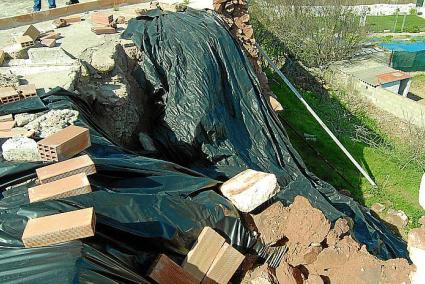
[182,227,226,282]
[148,254,198,284]
[2,137,40,161]
[28,173,92,203]
[36,154,96,184]
[23,25,41,41]
[37,125,91,162]
[22,207,95,248]
[220,169,280,212]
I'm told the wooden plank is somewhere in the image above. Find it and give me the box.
[22,207,95,248]
[28,173,92,203]
[182,227,226,282]
[148,254,198,284]
[36,154,96,184]
[0,0,149,30]
[202,243,245,284]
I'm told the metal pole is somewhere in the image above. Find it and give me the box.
[401,13,407,33]
[257,44,377,187]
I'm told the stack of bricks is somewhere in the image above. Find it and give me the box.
[213,0,282,111]
[21,155,97,248]
[0,84,37,105]
[148,227,245,284]
[37,125,91,162]
[90,12,116,35]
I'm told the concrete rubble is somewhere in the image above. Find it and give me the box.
[21,109,79,138]
[2,137,40,161]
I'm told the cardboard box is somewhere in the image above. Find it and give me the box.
[91,12,113,25]
[23,25,41,41]
[148,254,198,284]
[37,125,91,162]
[22,207,95,248]
[28,173,92,203]
[36,154,96,184]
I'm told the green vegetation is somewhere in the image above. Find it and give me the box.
[270,76,423,231]
[367,15,425,33]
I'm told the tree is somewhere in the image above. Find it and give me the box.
[250,0,366,68]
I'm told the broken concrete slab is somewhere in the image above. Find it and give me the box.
[24,109,79,138]
[220,169,280,212]
[0,71,19,87]
[15,113,43,127]
[27,47,76,66]
[1,137,40,161]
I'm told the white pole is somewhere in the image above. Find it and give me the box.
[257,45,377,187]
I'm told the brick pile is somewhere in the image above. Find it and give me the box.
[212,0,281,111]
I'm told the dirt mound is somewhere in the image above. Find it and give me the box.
[247,196,413,283]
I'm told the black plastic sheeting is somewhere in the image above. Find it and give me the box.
[0,7,408,283]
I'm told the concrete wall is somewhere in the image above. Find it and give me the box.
[330,68,425,129]
[382,80,401,94]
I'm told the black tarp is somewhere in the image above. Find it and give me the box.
[0,7,408,283]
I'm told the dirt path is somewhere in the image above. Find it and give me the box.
[0,0,92,18]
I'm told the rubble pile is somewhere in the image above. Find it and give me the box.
[242,196,413,283]
[212,0,282,111]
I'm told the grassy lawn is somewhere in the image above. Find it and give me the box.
[271,77,424,232]
[367,15,425,33]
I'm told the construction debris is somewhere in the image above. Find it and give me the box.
[408,226,425,284]
[22,109,79,138]
[220,169,280,212]
[23,25,41,41]
[0,128,34,139]
[91,26,116,35]
[41,38,56,48]
[0,49,4,65]
[37,125,91,162]
[61,15,81,24]
[148,254,198,284]
[0,86,20,104]
[2,137,40,161]
[385,209,409,228]
[0,120,15,130]
[16,35,35,49]
[0,114,13,122]
[91,12,113,25]
[52,18,68,28]
[22,207,95,248]
[36,154,96,184]
[28,173,92,203]
[17,84,37,98]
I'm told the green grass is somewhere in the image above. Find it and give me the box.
[270,76,424,233]
[367,15,425,33]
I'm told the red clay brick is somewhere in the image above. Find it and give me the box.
[0,120,15,130]
[23,25,41,41]
[61,15,81,23]
[36,154,96,184]
[22,207,95,248]
[28,173,92,203]
[148,254,198,284]
[41,38,56,48]
[91,12,113,25]
[16,35,34,48]
[91,26,116,35]
[0,87,20,105]
[37,125,91,162]
[17,84,37,98]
